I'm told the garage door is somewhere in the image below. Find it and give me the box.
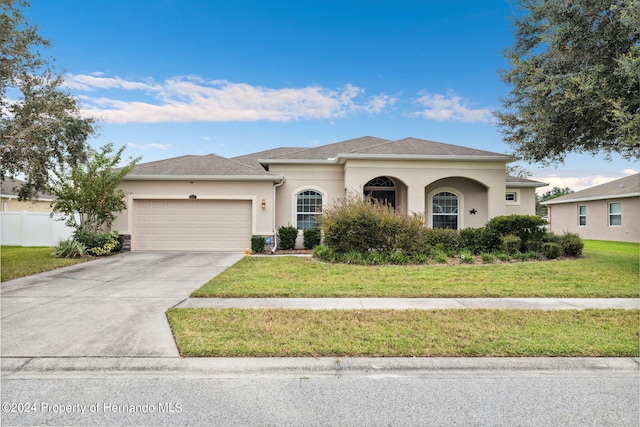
[133,199,252,251]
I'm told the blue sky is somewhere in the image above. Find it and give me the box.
[28,0,637,193]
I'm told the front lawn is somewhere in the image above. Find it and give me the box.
[0,246,87,282]
[167,308,639,357]
[191,240,639,298]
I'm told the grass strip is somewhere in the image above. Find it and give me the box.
[167,308,639,357]
[1,246,86,282]
[192,241,639,298]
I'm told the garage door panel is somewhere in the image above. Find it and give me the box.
[134,199,252,251]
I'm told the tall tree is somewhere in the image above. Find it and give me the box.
[0,0,96,199]
[49,144,139,234]
[497,0,640,166]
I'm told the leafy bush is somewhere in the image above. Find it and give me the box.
[320,195,427,255]
[459,249,474,264]
[480,253,495,264]
[543,242,561,259]
[424,228,460,254]
[365,251,389,265]
[431,248,449,264]
[459,227,501,254]
[389,252,410,265]
[342,251,365,265]
[73,230,122,256]
[496,252,511,262]
[312,244,340,263]
[524,239,543,253]
[501,234,522,255]
[53,238,87,258]
[303,228,322,249]
[486,215,546,250]
[560,232,584,256]
[411,254,430,264]
[251,236,265,253]
[277,225,298,250]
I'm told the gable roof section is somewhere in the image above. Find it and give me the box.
[542,173,640,205]
[0,177,55,200]
[124,153,282,181]
[232,147,306,169]
[266,136,391,161]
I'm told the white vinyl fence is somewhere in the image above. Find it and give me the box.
[1,211,77,247]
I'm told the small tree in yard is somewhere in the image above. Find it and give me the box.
[49,143,139,234]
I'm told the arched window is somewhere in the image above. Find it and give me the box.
[432,191,458,229]
[364,176,396,208]
[296,190,323,230]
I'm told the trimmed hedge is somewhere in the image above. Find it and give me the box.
[277,225,298,250]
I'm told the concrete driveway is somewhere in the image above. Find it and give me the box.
[1,252,243,358]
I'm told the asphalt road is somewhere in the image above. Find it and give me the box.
[2,358,639,426]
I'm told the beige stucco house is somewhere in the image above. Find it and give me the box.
[542,173,639,243]
[112,136,547,251]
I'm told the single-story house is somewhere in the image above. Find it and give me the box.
[112,136,548,251]
[542,173,639,243]
[0,177,55,212]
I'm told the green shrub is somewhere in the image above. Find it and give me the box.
[486,215,546,250]
[342,251,365,265]
[53,238,87,258]
[560,232,584,256]
[459,227,501,254]
[542,232,562,244]
[389,252,410,265]
[251,236,266,253]
[74,230,122,256]
[424,228,460,254]
[277,225,298,250]
[543,242,561,259]
[524,240,543,253]
[501,234,522,255]
[496,252,511,262]
[312,244,336,262]
[480,253,495,264]
[320,195,427,255]
[459,249,474,264]
[431,248,449,264]
[303,228,322,249]
[365,251,389,265]
[411,254,430,264]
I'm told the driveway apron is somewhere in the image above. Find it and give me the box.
[1,252,243,358]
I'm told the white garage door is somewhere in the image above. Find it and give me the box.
[133,199,252,251]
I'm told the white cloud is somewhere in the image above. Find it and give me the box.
[67,74,393,124]
[412,92,493,123]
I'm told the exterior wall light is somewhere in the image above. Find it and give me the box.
[189,195,197,199]
[261,199,266,209]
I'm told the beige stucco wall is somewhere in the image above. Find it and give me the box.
[112,179,276,236]
[505,187,537,216]
[343,159,508,226]
[1,197,53,212]
[547,196,639,243]
[269,164,346,229]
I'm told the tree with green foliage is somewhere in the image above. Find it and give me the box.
[49,144,139,234]
[537,186,574,215]
[497,0,640,165]
[1,0,96,199]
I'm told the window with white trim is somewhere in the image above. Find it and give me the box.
[578,205,586,226]
[296,190,323,230]
[506,192,517,202]
[608,202,621,226]
[432,191,458,229]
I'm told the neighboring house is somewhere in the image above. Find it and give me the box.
[542,173,640,243]
[0,178,54,212]
[112,136,548,251]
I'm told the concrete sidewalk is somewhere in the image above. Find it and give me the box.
[176,297,640,310]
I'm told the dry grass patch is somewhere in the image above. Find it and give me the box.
[168,308,639,357]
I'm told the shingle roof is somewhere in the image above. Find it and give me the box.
[0,177,55,200]
[506,175,549,188]
[125,153,279,179]
[260,136,513,162]
[543,173,640,204]
[268,136,391,160]
[232,147,306,169]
